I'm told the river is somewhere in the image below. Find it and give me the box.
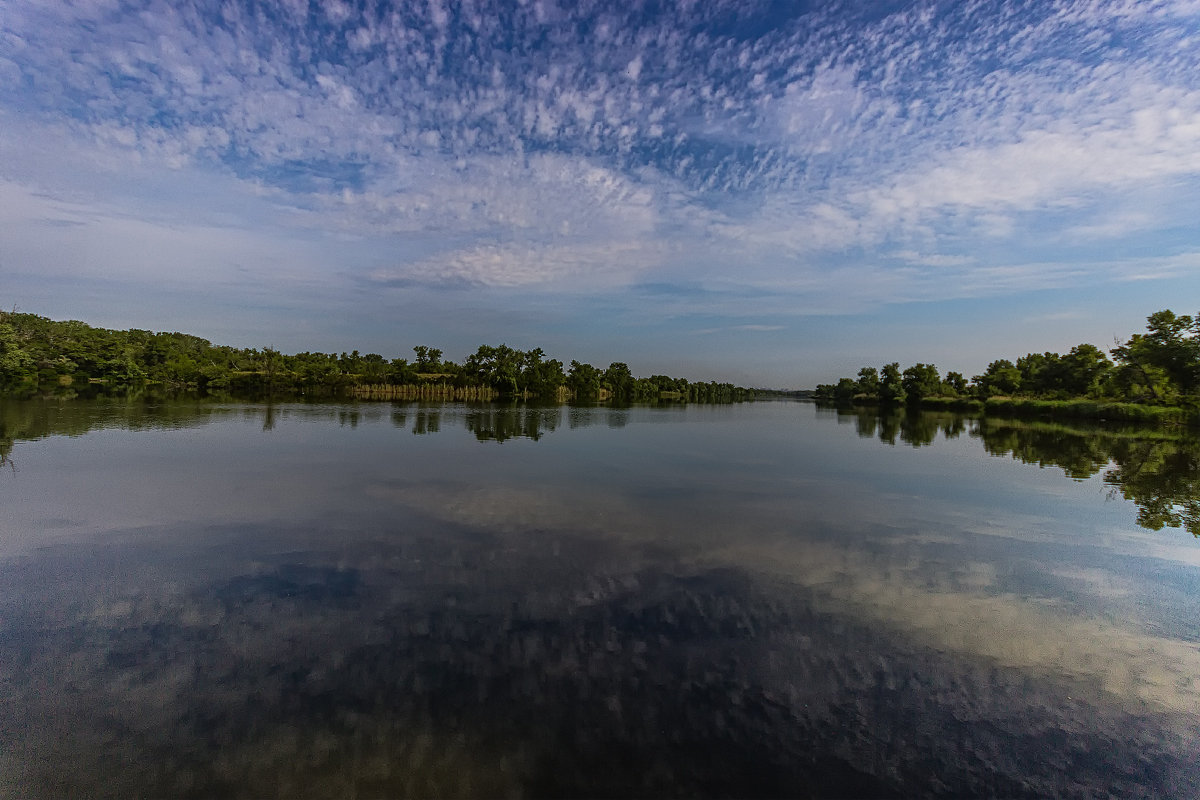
[2,398,1198,797]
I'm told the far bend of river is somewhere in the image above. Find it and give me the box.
[3,398,1200,798]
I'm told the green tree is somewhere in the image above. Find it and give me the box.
[359,353,389,382]
[0,316,35,390]
[387,357,419,385]
[1016,352,1061,395]
[464,344,523,394]
[1113,311,1200,401]
[339,350,362,375]
[568,361,602,399]
[1059,343,1112,397]
[856,366,880,397]
[603,362,634,401]
[0,310,754,402]
[973,359,1022,396]
[522,348,566,397]
[262,346,280,388]
[879,362,906,404]
[942,371,967,396]
[834,377,859,402]
[901,363,941,402]
[412,345,444,373]
[1109,358,1173,404]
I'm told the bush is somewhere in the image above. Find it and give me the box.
[983,397,1189,425]
[918,396,984,412]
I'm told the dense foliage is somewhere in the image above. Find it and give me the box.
[0,311,751,403]
[815,310,1200,411]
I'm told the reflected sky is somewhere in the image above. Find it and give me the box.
[1,398,1199,797]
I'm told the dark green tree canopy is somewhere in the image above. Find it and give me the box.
[901,363,940,401]
[815,310,1199,411]
[0,310,751,403]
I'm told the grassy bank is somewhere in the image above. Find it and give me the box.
[979,397,1191,425]
[913,396,985,412]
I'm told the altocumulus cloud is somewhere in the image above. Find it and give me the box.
[1,0,1199,382]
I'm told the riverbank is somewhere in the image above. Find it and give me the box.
[825,396,1194,426]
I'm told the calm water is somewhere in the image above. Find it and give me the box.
[2,398,1199,798]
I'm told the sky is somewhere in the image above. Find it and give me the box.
[2,0,1199,388]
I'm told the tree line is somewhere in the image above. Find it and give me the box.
[814,310,1200,409]
[0,311,751,403]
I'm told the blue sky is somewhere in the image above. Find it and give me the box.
[2,0,1199,387]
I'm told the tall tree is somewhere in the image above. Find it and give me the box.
[603,362,634,400]
[942,371,968,396]
[0,315,35,389]
[567,360,602,399]
[1059,344,1112,397]
[1113,311,1200,399]
[879,362,906,404]
[901,363,941,402]
[412,345,444,373]
[856,366,880,397]
[973,359,1022,396]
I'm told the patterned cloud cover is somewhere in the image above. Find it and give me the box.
[2,0,1198,384]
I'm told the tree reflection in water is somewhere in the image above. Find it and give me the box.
[4,398,1199,537]
[839,406,969,448]
[828,406,1200,538]
[463,405,563,442]
[967,419,1199,537]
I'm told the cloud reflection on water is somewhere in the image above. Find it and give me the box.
[1,398,1199,796]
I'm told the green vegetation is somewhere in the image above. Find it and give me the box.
[815,310,1200,423]
[981,398,1187,424]
[0,310,752,403]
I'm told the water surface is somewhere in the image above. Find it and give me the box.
[2,399,1198,797]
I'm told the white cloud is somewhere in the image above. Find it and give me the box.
[693,325,787,335]
[893,251,976,268]
[0,178,335,289]
[368,238,669,289]
[1,0,1199,354]
[858,96,1200,220]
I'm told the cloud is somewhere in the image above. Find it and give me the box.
[366,475,1200,718]
[367,238,669,289]
[1,0,1199,377]
[893,251,976,268]
[692,324,786,335]
[855,94,1200,223]
[328,152,662,240]
[0,178,335,291]
[1022,310,1088,323]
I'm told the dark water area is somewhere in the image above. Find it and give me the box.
[2,398,1199,798]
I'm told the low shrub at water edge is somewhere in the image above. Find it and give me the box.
[982,397,1190,424]
[917,396,985,412]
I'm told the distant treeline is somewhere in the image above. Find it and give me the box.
[0,311,751,403]
[814,310,1200,418]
